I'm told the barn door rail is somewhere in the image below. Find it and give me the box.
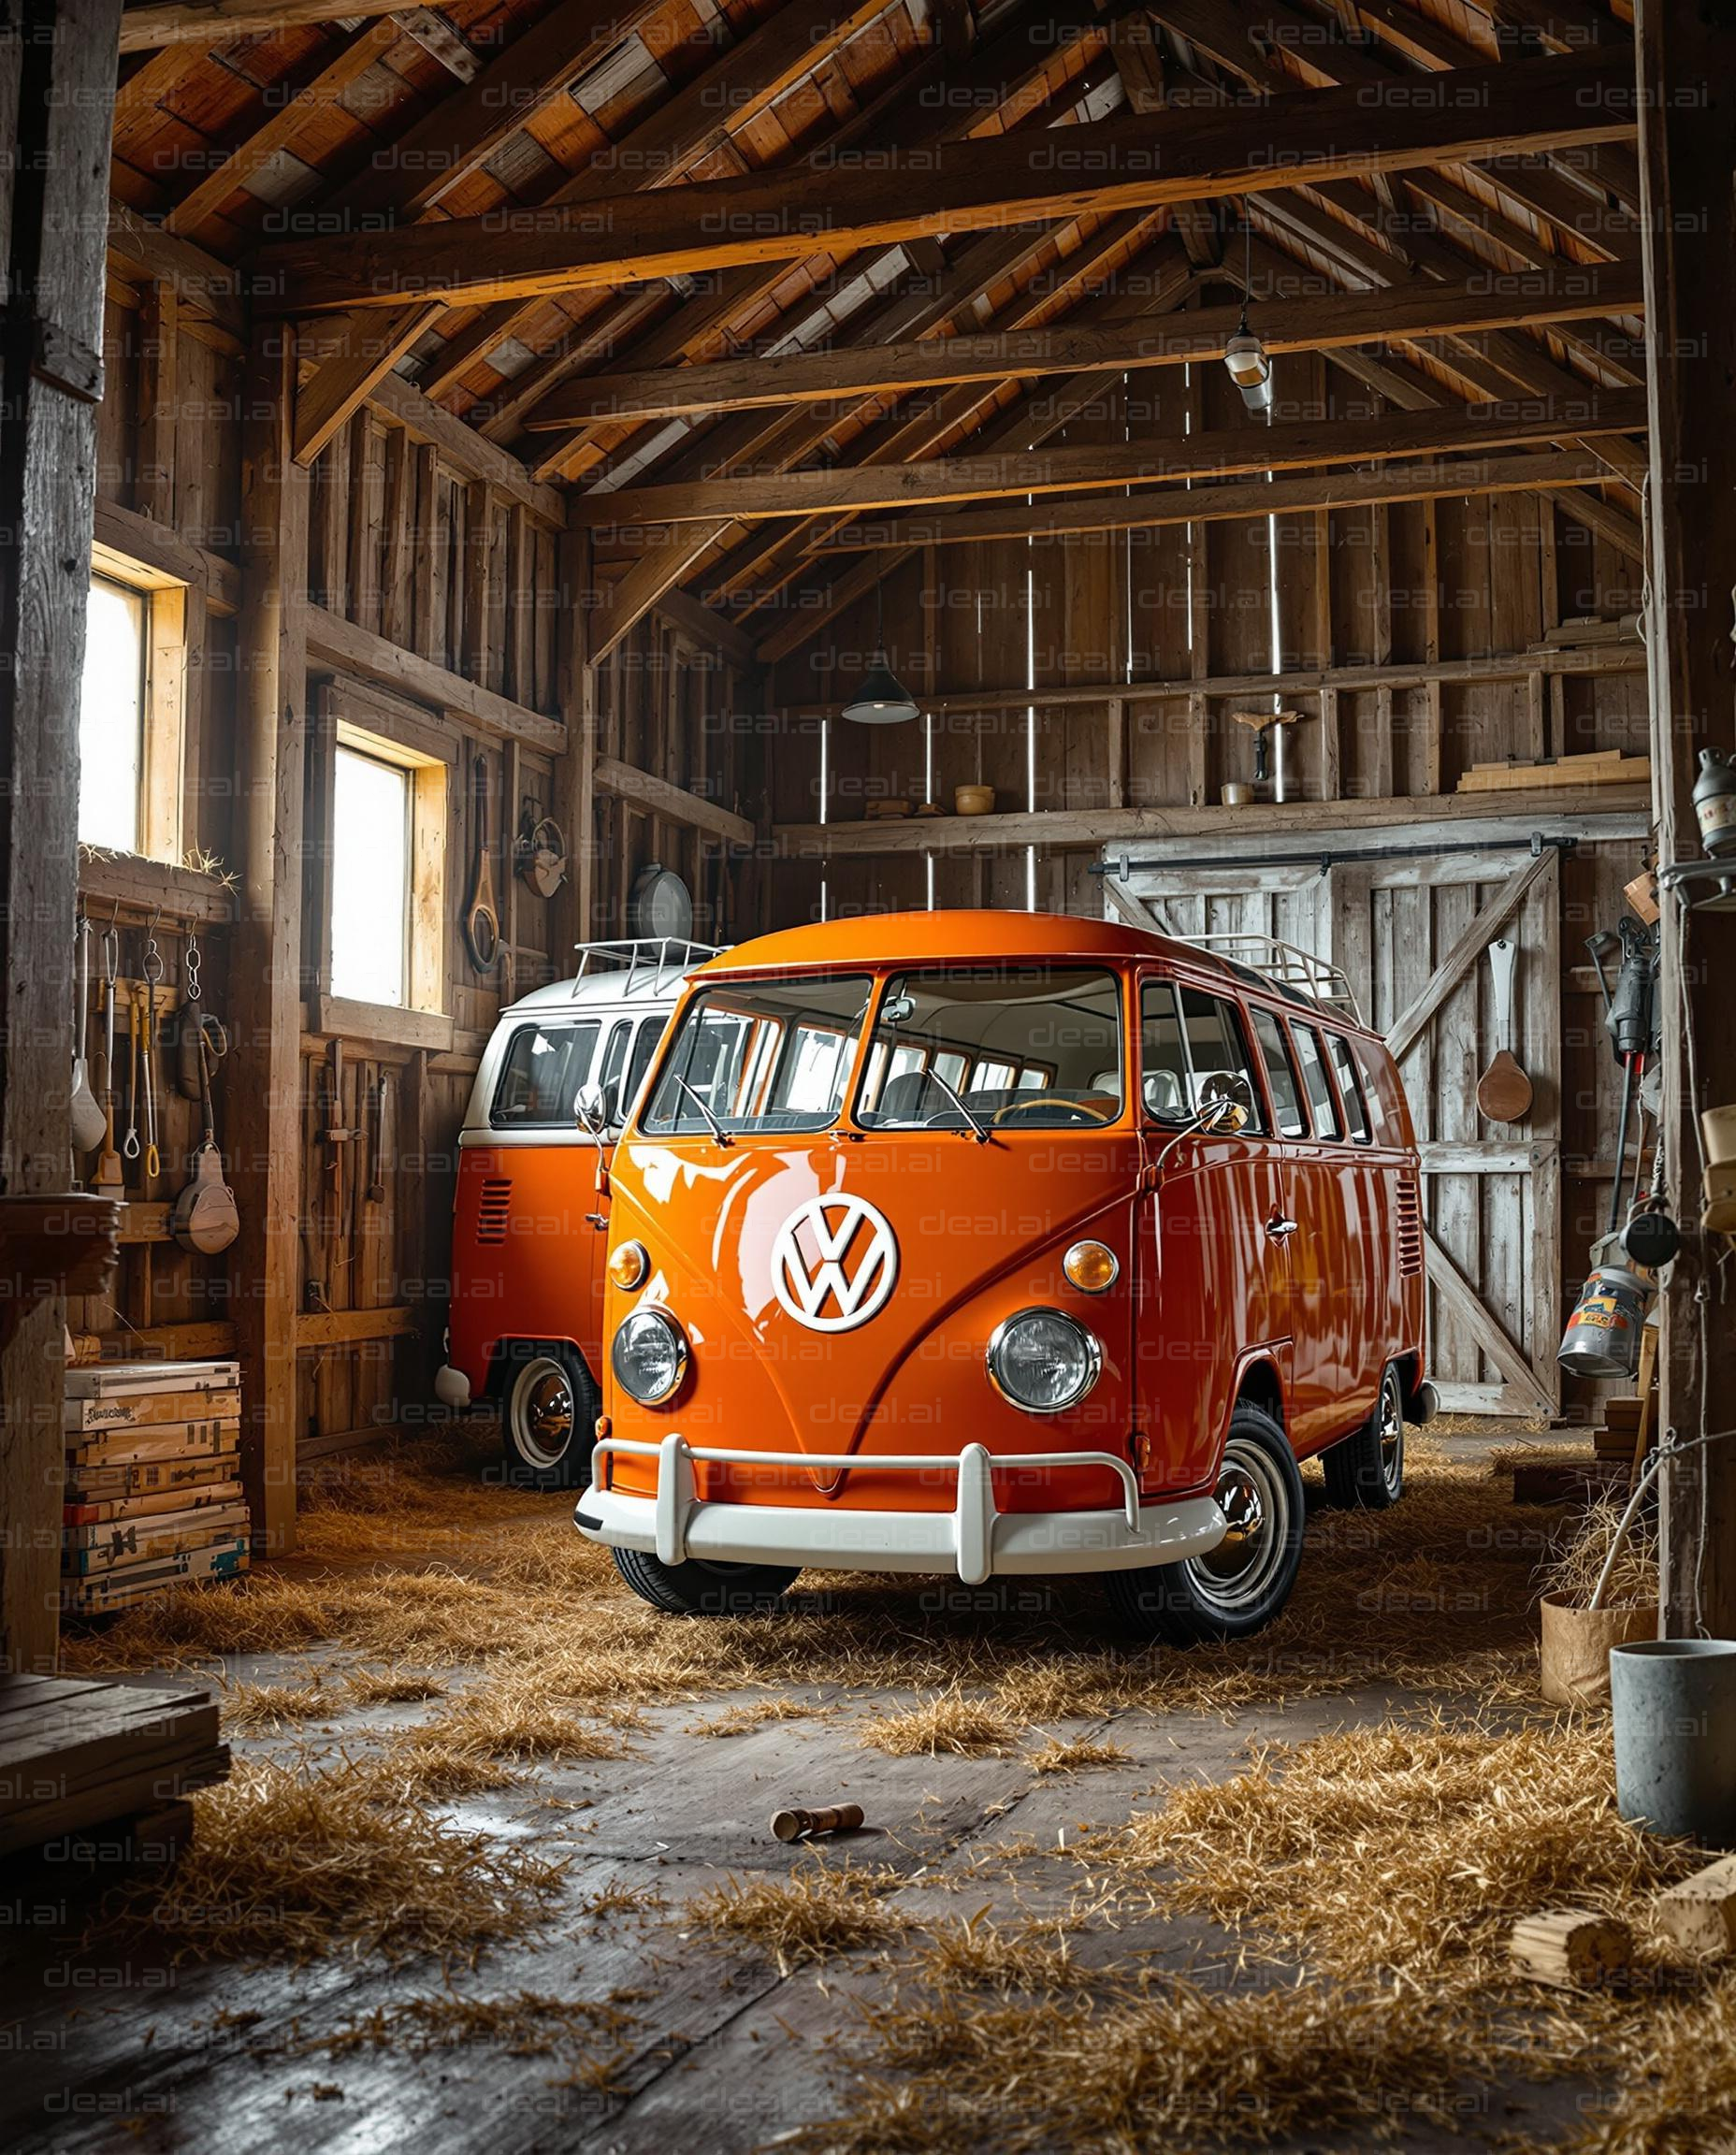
[1096,832,1576,882]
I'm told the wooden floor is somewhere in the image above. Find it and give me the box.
[2,1676,1599,2152]
[0,1421,1608,2152]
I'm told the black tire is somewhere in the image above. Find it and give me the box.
[612,1546,801,1616]
[1106,1401,1305,1645]
[1322,1364,1406,1511]
[499,1342,598,1490]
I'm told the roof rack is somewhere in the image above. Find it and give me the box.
[571,938,725,996]
[1182,933,1364,1025]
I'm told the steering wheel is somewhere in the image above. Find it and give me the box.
[992,1092,1118,1128]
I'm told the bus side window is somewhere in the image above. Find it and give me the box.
[1352,1037,1398,1145]
[1292,1022,1342,1139]
[1251,1008,1308,1138]
[1139,980,1191,1121]
[625,1019,661,1113]
[1178,986,1267,1135]
[491,1019,601,1126]
[1328,1033,1371,1143]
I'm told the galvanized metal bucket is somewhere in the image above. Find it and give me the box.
[1557,1263,1649,1380]
[1611,1638,1736,1845]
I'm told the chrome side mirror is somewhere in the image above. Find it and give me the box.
[574,1081,618,1138]
[1196,1072,1254,1135]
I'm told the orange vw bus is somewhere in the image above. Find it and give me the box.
[576,913,1431,1641]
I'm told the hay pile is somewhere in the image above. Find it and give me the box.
[1541,1496,1658,1613]
[689,1865,910,1975]
[126,1757,565,1965]
[788,1715,1726,2153]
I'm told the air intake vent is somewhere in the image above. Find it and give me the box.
[476,1179,512,1246]
[1396,1179,1424,1279]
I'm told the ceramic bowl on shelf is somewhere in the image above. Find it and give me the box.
[953,784,995,817]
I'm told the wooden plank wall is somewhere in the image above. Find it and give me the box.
[76,256,751,1472]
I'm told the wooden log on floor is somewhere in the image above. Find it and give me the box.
[1509,1910,1633,1987]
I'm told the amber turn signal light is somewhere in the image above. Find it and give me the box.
[608,1240,649,1291]
[1063,1240,1119,1293]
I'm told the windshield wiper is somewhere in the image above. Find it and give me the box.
[673,1073,733,1148]
[920,1064,991,1144]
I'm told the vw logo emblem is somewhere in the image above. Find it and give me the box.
[770,1195,899,1333]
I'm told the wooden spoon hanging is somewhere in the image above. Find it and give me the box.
[1477,936,1534,1122]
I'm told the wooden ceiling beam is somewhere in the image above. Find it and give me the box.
[162,19,402,242]
[120,0,407,50]
[328,0,670,225]
[289,0,901,464]
[255,51,1637,314]
[808,448,1620,551]
[411,0,906,412]
[522,263,1641,428]
[568,388,1646,528]
[1150,0,1642,250]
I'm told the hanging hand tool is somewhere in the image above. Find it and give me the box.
[94,924,124,1194]
[1476,937,1534,1123]
[1587,916,1661,1237]
[140,927,164,1187]
[364,1069,387,1203]
[122,966,141,1168]
[70,915,106,1153]
[1229,709,1303,804]
[176,932,226,1098]
[462,752,501,972]
[171,1016,239,1254]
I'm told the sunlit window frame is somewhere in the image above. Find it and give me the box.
[81,544,188,864]
[312,691,452,1048]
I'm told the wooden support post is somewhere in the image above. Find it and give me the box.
[555,527,598,955]
[1637,0,1736,1638]
[0,0,123,1674]
[229,326,311,1559]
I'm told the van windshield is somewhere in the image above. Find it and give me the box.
[642,974,875,1135]
[857,967,1124,1130]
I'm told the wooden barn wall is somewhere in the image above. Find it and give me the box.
[586,616,753,949]
[73,260,745,1468]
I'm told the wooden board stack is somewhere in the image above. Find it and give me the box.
[62,1360,249,1616]
[0,1672,229,1859]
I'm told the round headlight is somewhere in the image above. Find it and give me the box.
[986,1308,1102,1415]
[608,1239,649,1291]
[1063,1239,1119,1294]
[611,1307,687,1405]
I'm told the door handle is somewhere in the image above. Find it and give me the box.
[1265,1215,1298,1241]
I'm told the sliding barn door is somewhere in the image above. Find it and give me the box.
[1109,826,1566,1417]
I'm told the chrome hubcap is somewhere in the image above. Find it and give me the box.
[1187,1439,1289,1614]
[1379,1377,1404,1494]
[513,1357,573,1470]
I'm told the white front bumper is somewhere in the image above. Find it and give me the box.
[576,1433,1226,1586]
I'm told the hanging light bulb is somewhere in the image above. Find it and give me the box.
[1224,210,1273,416]
[842,581,919,725]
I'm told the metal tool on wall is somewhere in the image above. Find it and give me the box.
[94,924,123,1194]
[139,930,164,1188]
[70,916,106,1153]
[171,1016,239,1254]
[515,797,568,900]
[462,752,501,972]
[1476,937,1534,1122]
[1225,708,1302,805]
[175,932,229,1099]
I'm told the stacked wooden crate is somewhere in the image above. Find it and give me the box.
[0,1672,229,1858]
[63,1360,249,1616]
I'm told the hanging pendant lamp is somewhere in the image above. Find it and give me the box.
[1224,210,1274,416]
[843,580,919,725]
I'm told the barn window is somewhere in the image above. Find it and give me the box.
[326,722,448,1021]
[77,556,187,861]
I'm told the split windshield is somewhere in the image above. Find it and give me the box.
[640,964,1125,1136]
